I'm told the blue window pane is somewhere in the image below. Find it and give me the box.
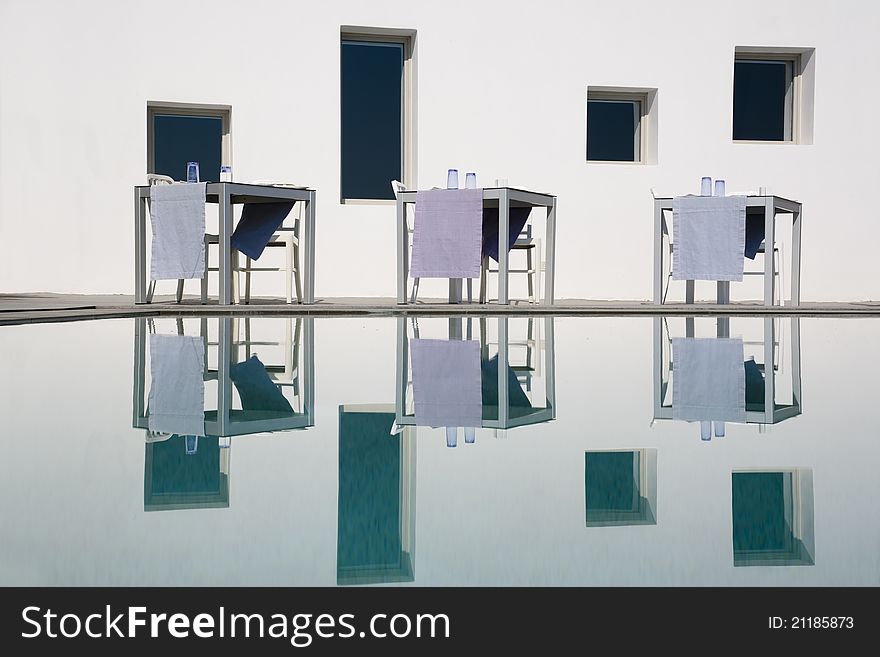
[733,61,788,141]
[732,472,791,551]
[585,451,638,512]
[341,41,403,200]
[153,114,222,182]
[587,100,637,162]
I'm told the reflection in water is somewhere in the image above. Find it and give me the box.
[395,316,556,441]
[654,316,802,438]
[732,470,814,566]
[8,312,869,584]
[585,450,657,527]
[337,405,415,585]
[144,434,230,511]
[133,316,314,510]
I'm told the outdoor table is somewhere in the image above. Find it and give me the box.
[134,182,316,305]
[395,186,557,304]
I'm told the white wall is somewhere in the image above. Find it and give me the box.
[1,0,878,301]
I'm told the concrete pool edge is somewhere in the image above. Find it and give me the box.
[2,294,880,326]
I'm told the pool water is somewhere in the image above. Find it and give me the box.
[1,314,877,586]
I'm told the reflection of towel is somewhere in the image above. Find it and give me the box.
[672,337,746,422]
[230,355,293,413]
[481,207,532,262]
[480,355,533,420]
[148,334,206,436]
[149,183,206,280]
[672,195,746,281]
[231,202,295,260]
[410,189,483,278]
[410,338,482,427]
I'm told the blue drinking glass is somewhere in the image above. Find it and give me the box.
[187,161,200,183]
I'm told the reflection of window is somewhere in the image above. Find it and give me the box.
[341,31,414,201]
[584,449,657,527]
[337,405,415,584]
[732,469,814,566]
[147,103,231,182]
[144,435,230,511]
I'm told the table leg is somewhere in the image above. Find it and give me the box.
[498,317,509,426]
[218,188,233,305]
[653,200,663,304]
[448,279,462,303]
[685,281,695,304]
[135,189,148,304]
[217,317,233,436]
[544,198,557,305]
[498,189,510,305]
[791,204,802,305]
[303,317,315,424]
[717,281,730,304]
[397,197,407,304]
[764,316,775,421]
[764,198,776,306]
[304,190,316,304]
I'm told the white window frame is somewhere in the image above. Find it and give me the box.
[586,87,658,165]
[147,101,232,176]
[733,47,816,145]
[340,28,416,204]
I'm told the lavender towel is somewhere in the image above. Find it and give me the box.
[149,183,206,281]
[410,189,483,279]
[672,337,746,423]
[672,195,746,282]
[410,338,482,428]
[148,333,206,436]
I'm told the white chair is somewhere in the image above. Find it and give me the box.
[479,223,539,304]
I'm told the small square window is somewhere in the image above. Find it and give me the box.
[584,449,657,527]
[586,87,657,164]
[733,48,816,144]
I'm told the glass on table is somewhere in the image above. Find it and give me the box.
[465,172,477,189]
[447,169,459,190]
[187,161,200,183]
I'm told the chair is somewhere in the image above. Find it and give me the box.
[655,190,784,305]
[479,223,539,304]
[232,179,303,304]
[146,174,192,303]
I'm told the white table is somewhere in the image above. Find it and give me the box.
[395,187,557,304]
[135,182,316,305]
[653,195,802,305]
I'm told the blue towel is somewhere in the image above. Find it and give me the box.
[230,202,295,260]
[230,355,293,413]
[744,358,765,407]
[482,207,532,262]
[480,355,532,420]
[744,209,765,260]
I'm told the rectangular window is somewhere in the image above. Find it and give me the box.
[732,48,816,144]
[733,59,793,141]
[584,449,657,526]
[147,103,231,182]
[341,34,412,201]
[731,469,814,566]
[586,87,657,164]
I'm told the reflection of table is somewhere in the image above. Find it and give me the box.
[394,316,556,431]
[395,187,557,305]
[653,195,802,305]
[652,316,802,426]
[134,182,316,305]
[132,316,315,437]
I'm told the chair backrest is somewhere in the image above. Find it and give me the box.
[148,173,174,186]
[391,180,406,198]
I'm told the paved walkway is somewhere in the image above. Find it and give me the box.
[2,292,879,326]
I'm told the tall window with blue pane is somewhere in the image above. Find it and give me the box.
[153,114,223,182]
[341,40,404,200]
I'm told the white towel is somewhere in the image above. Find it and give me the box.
[672,337,746,423]
[410,338,482,428]
[672,195,746,281]
[147,334,206,436]
[149,183,206,281]
[410,189,482,278]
